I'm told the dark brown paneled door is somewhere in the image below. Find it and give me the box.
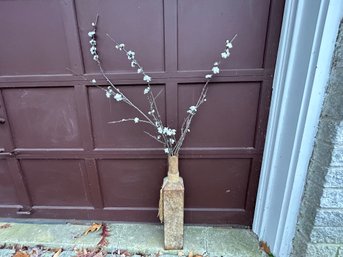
[0,0,284,226]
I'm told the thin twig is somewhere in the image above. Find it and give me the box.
[108,118,151,125]
[144,131,165,144]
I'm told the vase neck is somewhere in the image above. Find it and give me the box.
[168,155,179,181]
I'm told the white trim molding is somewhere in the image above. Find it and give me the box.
[253,0,343,257]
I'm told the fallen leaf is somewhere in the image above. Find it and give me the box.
[83,223,102,236]
[97,223,109,247]
[13,251,29,257]
[52,248,62,257]
[30,248,40,257]
[0,224,11,229]
[259,241,272,255]
[188,251,194,257]
[118,250,130,256]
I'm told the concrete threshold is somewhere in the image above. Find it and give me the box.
[0,221,267,257]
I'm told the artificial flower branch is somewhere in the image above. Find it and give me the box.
[87,15,236,156]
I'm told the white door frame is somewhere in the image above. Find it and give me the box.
[253,0,343,256]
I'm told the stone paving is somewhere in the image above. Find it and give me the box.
[0,222,267,257]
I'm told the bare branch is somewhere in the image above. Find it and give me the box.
[108,118,152,125]
[144,131,165,144]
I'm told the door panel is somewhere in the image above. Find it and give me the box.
[0,0,285,225]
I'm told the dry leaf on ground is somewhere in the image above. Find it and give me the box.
[259,241,272,255]
[83,223,102,236]
[0,224,11,229]
[97,223,109,247]
[52,248,62,257]
[93,252,105,257]
[13,251,30,257]
[188,251,194,257]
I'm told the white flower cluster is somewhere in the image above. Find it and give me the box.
[205,61,220,79]
[105,86,123,101]
[115,43,125,50]
[187,105,197,115]
[88,24,99,62]
[114,43,152,90]
[144,87,150,94]
[222,39,233,59]
[143,75,151,83]
[204,38,234,80]
[157,126,176,136]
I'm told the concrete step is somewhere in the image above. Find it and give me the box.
[0,221,267,257]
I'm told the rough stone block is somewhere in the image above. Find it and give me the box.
[307,160,328,187]
[291,232,308,257]
[306,244,339,257]
[311,139,333,167]
[328,67,343,94]
[317,118,343,145]
[310,227,343,244]
[320,188,343,208]
[322,91,343,120]
[333,22,343,68]
[314,209,343,227]
[298,179,323,224]
[331,146,343,167]
[325,167,343,188]
[163,177,184,250]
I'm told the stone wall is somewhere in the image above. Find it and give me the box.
[291,21,343,257]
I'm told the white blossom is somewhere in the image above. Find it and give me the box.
[144,87,150,94]
[114,93,123,101]
[148,109,155,115]
[137,68,143,74]
[131,61,137,67]
[91,79,96,84]
[115,43,125,50]
[212,66,220,74]
[187,129,190,132]
[134,117,139,123]
[91,22,95,27]
[213,62,219,66]
[169,139,175,144]
[164,148,169,154]
[143,75,151,83]
[88,31,95,37]
[166,128,176,136]
[157,126,176,136]
[205,74,212,79]
[93,55,99,61]
[89,39,96,46]
[105,90,111,98]
[221,51,230,59]
[226,40,233,49]
[187,105,197,114]
[90,46,97,55]
[126,50,135,60]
